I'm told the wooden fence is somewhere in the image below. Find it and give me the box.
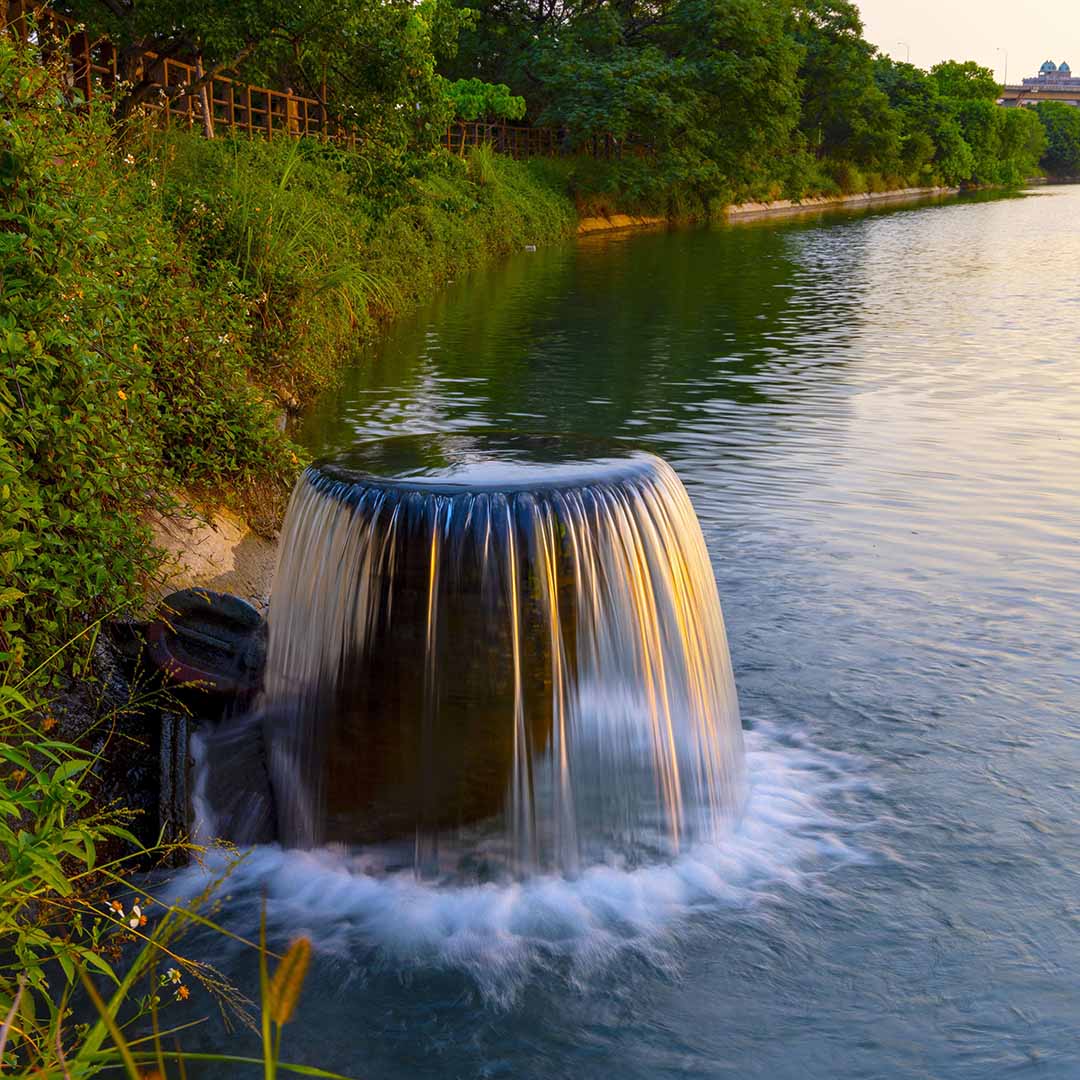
[5,2,361,146]
[4,2,631,160]
[442,121,559,159]
[440,122,642,160]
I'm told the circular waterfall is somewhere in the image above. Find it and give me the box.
[198,434,745,879]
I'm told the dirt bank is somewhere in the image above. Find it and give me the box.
[148,498,277,610]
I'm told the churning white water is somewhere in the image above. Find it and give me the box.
[181,435,868,1003]
[180,723,867,1005]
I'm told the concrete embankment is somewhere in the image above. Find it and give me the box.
[577,212,667,234]
[725,185,960,220]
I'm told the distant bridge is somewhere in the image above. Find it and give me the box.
[998,86,1080,108]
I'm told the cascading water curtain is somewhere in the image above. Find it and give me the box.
[213,440,745,878]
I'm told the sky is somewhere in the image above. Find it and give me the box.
[856,0,1080,85]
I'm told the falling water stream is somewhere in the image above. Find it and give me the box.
[197,435,744,877]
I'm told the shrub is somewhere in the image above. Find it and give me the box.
[0,37,298,677]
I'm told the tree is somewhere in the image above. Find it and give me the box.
[1036,101,1080,176]
[998,106,1046,183]
[443,77,526,119]
[54,0,474,147]
[873,56,976,184]
[791,0,900,169]
[929,60,999,102]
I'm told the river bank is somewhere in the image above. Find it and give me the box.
[3,17,1042,672]
[725,184,960,219]
[155,181,992,607]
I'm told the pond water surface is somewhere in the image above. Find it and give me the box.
[184,186,1080,1079]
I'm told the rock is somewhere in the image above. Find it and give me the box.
[146,497,277,614]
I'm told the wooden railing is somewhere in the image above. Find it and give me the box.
[441,121,560,158]
[440,122,646,161]
[5,3,630,160]
[6,2,360,146]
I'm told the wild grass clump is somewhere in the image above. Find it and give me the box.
[155,133,576,401]
[0,651,351,1079]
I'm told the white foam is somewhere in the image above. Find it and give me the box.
[168,724,869,1005]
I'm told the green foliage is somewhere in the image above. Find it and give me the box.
[443,77,526,120]
[1,30,578,677]
[0,39,299,675]
[0,674,173,1075]
[0,664,352,1078]
[949,98,1044,185]
[449,0,1038,201]
[930,60,1001,102]
[1036,102,1080,176]
[157,130,574,399]
[57,0,474,151]
[792,0,900,170]
[874,57,970,185]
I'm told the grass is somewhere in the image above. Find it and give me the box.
[0,644,352,1078]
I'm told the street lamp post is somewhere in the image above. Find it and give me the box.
[897,41,911,63]
[996,47,1009,86]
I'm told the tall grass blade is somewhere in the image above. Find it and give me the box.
[77,965,142,1080]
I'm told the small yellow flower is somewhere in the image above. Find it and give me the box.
[42,715,57,732]
[10,769,27,784]
[167,968,182,984]
[117,390,127,400]
[176,984,190,1001]
[109,900,125,917]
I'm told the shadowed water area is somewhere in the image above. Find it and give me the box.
[179,187,1080,1078]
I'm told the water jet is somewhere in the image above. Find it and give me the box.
[199,434,744,878]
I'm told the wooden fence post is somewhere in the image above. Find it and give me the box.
[71,29,92,102]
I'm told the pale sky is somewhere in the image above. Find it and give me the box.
[856,0,1080,85]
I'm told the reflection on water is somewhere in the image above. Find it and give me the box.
[188,187,1080,1079]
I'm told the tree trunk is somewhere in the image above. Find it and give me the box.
[196,54,214,139]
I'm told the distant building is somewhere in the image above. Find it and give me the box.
[999,60,1080,107]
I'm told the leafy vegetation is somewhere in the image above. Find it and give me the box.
[448,0,1049,205]
[1036,102,1080,177]
[3,0,1076,1072]
[443,77,526,120]
[0,629,352,1077]
[0,31,573,676]
[0,38,297,677]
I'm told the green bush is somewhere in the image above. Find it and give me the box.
[0,668,352,1078]
[1036,102,1080,177]
[0,39,300,677]
[155,133,576,401]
